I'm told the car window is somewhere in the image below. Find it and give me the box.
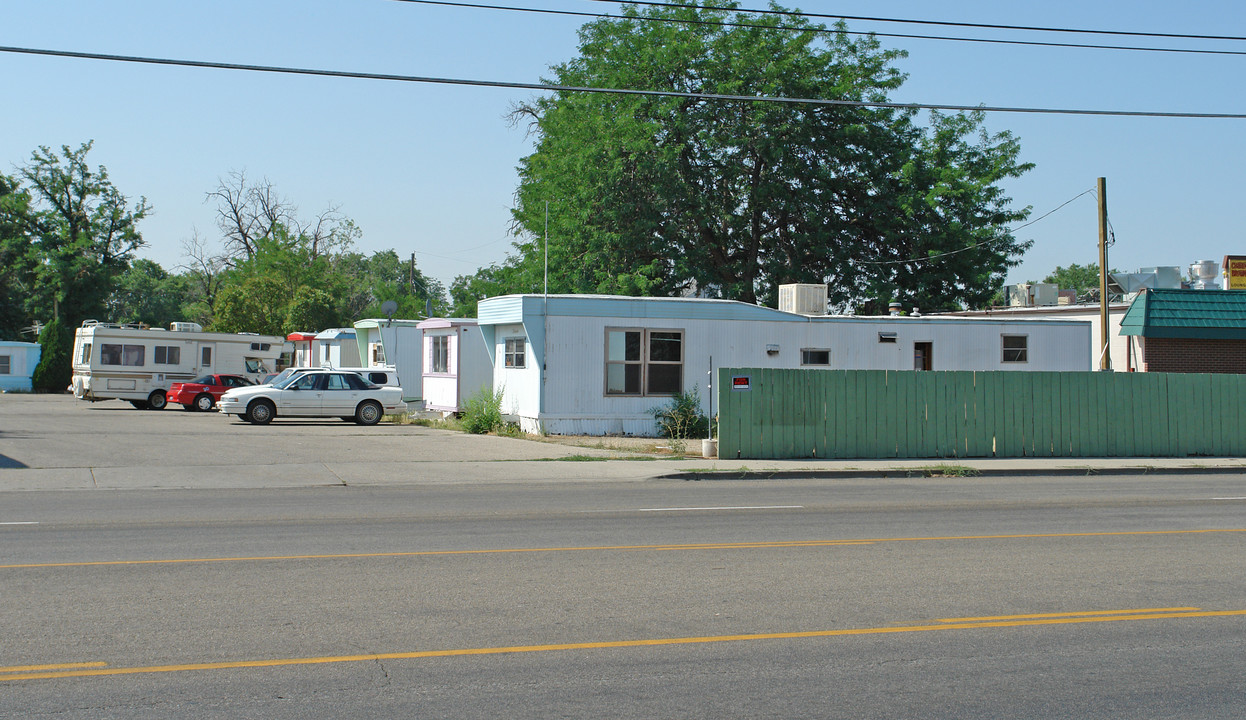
[345,373,370,390]
[191,375,215,385]
[367,372,389,385]
[327,374,352,391]
[291,374,321,391]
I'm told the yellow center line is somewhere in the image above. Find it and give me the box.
[937,607,1202,622]
[4,608,1243,683]
[0,662,108,674]
[2,528,1243,570]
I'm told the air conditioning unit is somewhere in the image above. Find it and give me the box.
[169,322,204,333]
[778,284,828,315]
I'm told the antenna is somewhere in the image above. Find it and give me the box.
[381,300,398,328]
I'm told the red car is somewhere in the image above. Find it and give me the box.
[168,374,256,412]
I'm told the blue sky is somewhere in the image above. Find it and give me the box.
[3,0,1244,296]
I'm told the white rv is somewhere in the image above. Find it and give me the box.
[71,321,288,410]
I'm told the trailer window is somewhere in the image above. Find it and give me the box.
[430,336,450,374]
[605,328,683,396]
[1002,335,1028,363]
[801,349,831,366]
[0,355,9,375]
[154,346,180,364]
[504,338,526,368]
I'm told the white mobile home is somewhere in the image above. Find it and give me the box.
[417,318,492,413]
[352,319,424,405]
[476,293,1092,436]
[0,341,42,392]
[71,321,287,409]
[315,328,361,368]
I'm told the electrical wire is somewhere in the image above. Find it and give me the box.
[600,0,1246,43]
[3,45,1245,119]
[854,188,1096,267]
[391,0,1246,57]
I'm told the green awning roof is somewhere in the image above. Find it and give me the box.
[1120,288,1246,339]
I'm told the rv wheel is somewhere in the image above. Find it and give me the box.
[146,390,168,410]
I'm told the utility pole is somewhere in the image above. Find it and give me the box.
[1097,177,1112,371]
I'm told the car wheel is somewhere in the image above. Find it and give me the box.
[355,400,383,426]
[194,393,215,412]
[147,390,168,410]
[129,400,150,410]
[247,399,275,425]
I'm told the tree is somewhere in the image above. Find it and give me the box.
[106,259,191,327]
[0,173,37,340]
[30,317,71,392]
[16,141,150,326]
[207,171,359,261]
[478,2,1030,311]
[1041,263,1117,297]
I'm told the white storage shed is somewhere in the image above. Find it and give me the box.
[352,319,424,405]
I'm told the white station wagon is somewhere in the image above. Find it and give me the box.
[218,370,405,425]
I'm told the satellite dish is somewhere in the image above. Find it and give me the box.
[381,300,398,319]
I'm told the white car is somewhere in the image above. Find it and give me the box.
[218,370,405,425]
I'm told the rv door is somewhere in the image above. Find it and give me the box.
[200,343,216,371]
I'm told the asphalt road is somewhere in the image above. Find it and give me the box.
[3,472,1245,719]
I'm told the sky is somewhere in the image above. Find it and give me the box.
[3,0,1244,299]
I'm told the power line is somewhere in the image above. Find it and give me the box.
[3,45,1245,119]
[855,188,1096,267]
[600,0,1246,43]
[392,0,1246,57]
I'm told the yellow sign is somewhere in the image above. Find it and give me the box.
[1224,256,1246,289]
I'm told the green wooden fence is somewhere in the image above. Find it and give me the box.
[716,368,1246,459]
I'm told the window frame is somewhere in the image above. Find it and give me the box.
[1002,334,1029,363]
[603,327,684,397]
[504,337,526,369]
[154,345,180,365]
[430,335,450,374]
[800,348,831,366]
[0,355,10,375]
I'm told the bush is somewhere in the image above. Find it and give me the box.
[461,386,505,434]
[650,388,710,439]
[31,318,72,392]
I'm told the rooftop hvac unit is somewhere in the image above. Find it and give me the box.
[778,284,828,315]
[169,322,204,333]
[1188,260,1220,290]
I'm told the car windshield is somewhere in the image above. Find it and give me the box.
[190,375,215,385]
[272,373,309,389]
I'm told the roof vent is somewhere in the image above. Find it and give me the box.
[778,284,828,315]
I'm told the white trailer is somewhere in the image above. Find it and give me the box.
[417,318,493,413]
[70,321,288,410]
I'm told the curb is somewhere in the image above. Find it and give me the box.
[658,465,1246,481]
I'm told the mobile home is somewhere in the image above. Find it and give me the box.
[353,319,424,405]
[476,292,1092,436]
[71,321,288,409]
[0,341,42,392]
[417,318,492,413]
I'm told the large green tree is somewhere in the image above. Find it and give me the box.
[476,1,1031,312]
[13,142,150,327]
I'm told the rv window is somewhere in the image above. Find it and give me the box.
[122,345,145,366]
[0,355,10,374]
[154,346,180,365]
[79,343,91,364]
[1002,335,1028,363]
[100,344,122,365]
[504,338,526,368]
[605,328,683,396]
[249,342,272,352]
[801,349,831,366]
[431,336,450,374]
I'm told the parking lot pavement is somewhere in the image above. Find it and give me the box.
[4,394,1246,491]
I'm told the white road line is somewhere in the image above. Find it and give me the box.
[638,505,804,512]
[1211,497,1246,501]
[0,522,39,525]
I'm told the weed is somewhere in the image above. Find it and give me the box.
[649,388,710,439]
[920,464,981,477]
[461,387,506,434]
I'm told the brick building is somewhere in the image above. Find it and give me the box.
[1120,289,1246,373]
